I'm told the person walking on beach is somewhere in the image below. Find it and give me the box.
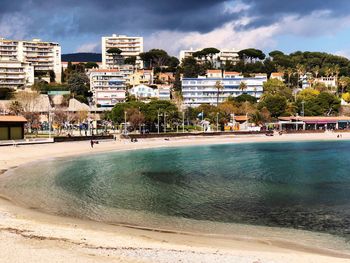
[90,139,94,148]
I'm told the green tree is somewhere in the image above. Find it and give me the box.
[139,49,171,68]
[67,73,90,97]
[238,48,266,62]
[263,79,292,100]
[8,101,23,115]
[107,47,124,67]
[338,76,350,94]
[124,56,137,65]
[49,70,56,83]
[258,94,287,118]
[215,80,224,106]
[85,62,99,69]
[181,57,205,78]
[235,94,257,104]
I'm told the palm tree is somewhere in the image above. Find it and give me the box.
[239,81,247,94]
[338,76,350,95]
[333,64,340,89]
[296,64,306,89]
[107,48,123,68]
[215,80,224,106]
[286,68,293,87]
[313,65,320,79]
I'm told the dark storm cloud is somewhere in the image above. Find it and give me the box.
[1,0,350,39]
[242,0,350,28]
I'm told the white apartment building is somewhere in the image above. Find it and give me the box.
[157,85,171,100]
[0,38,61,83]
[102,34,143,69]
[0,60,34,89]
[179,48,239,67]
[129,84,171,101]
[182,71,266,107]
[90,69,126,107]
[129,84,157,99]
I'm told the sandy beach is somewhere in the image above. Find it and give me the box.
[1,132,350,262]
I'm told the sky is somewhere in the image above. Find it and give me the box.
[1,0,350,57]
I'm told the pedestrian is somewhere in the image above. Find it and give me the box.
[90,139,94,148]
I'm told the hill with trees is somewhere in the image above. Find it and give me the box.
[61,53,102,62]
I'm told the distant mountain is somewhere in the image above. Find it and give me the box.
[61,53,102,62]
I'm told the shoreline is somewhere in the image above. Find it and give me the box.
[1,133,350,262]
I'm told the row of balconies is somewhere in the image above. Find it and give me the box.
[0,75,25,79]
[182,88,262,93]
[0,42,18,46]
[0,69,24,73]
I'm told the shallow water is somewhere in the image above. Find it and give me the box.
[1,141,350,243]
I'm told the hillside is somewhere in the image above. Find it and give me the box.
[61,53,102,62]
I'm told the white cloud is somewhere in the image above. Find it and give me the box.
[335,50,350,59]
[145,18,280,56]
[145,10,350,57]
[223,0,251,14]
[0,13,31,39]
[76,42,100,52]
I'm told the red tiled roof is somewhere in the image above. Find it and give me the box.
[271,72,284,76]
[91,69,119,72]
[224,71,240,75]
[0,115,27,122]
[207,70,221,73]
[234,116,248,121]
[279,116,350,121]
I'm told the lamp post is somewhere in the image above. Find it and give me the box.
[216,112,219,132]
[48,106,51,139]
[301,101,305,117]
[157,109,161,134]
[164,112,168,133]
[124,111,127,135]
[182,111,185,133]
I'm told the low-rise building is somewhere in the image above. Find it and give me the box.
[90,69,126,107]
[278,116,350,130]
[157,85,171,100]
[270,72,284,82]
[182,71,266,107]
[0,60,34,89]
[127,69,154,86]
[0,115,27,140]
[179,48,239,67]
[129,84,157,99]
[156,72,175,84]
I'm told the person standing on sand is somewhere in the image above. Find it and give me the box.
[90,139,94,148]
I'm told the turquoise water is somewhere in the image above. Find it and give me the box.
[1,141,350,239]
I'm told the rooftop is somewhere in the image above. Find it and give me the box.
[0,115,27,122]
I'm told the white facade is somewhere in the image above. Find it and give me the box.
[270,72,284,82]
[0,60,34,90]
[0,38,61,83]
[179,48,239,67]
[102,34,143,69]
[182,73,266,107]
[157,85,171,100]
[90,69,126,107]
[317,76,337,87]
[129,84,157,99]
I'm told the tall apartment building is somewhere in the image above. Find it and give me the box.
[0,60,34,90]
[182,71,266,107]
[90,69,126,107]
[0,38,61,85]
[102,34,143,69]
[179,48,239,67]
